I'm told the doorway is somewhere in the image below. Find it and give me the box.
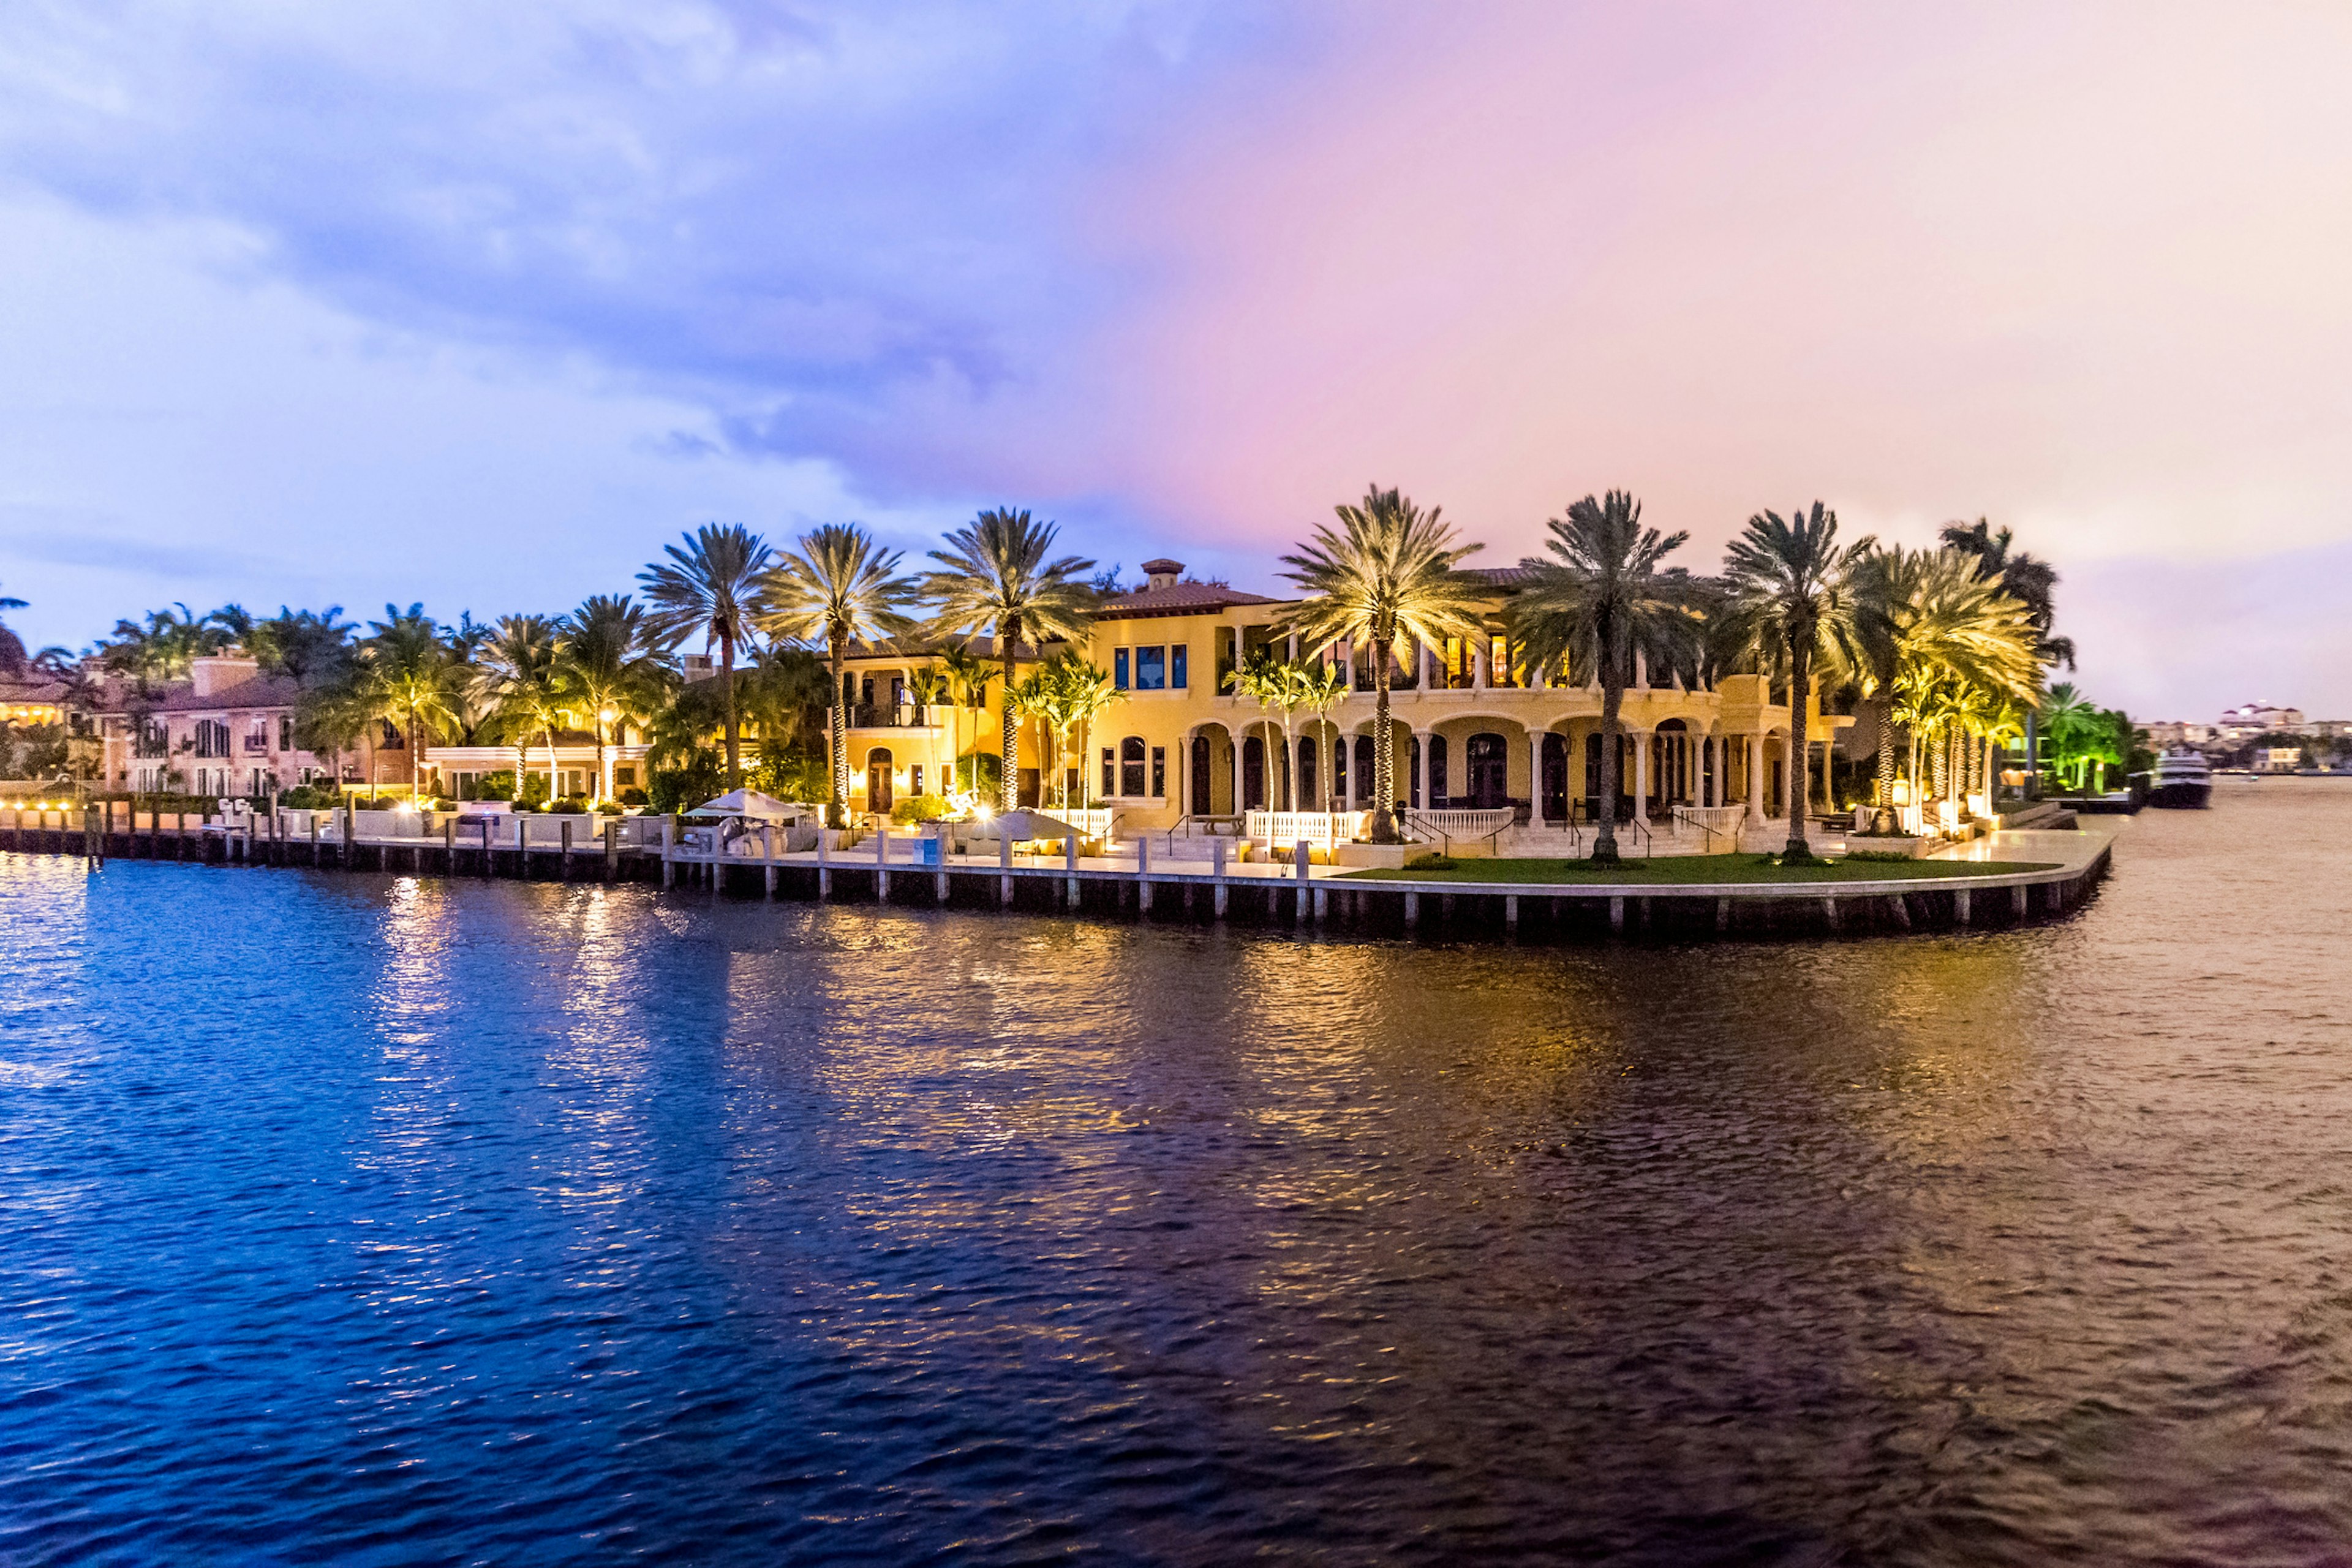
[1465,733,1508,809]
[865,748,894,813]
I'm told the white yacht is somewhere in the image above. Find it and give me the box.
[2149,750,2212,809]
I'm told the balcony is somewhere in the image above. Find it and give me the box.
[846,703,944,730]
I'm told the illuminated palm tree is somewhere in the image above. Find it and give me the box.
[638,523,774,790]
[938,644,997,800]
[759,523,919,826]
[1507,490,1697,865]
[919,509,1096,814]
[907,664,950,801]
[559,595,662,804]
[1723,502,1869,862]
[1279,486,1487,843]
[1294,655,1352,814]
[475,615,565,804]
[358,603,456,799]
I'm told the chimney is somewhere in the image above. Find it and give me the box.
[189,654,260,698]
[1141,558,1184,592]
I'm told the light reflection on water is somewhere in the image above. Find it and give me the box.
[2,780,2351,1564]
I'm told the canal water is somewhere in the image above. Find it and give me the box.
[4,780,2349,1566]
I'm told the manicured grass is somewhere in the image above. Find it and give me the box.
[1335,853,2062,885]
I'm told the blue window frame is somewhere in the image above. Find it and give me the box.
[1171,643,1188,688]
[1114,648,1131,690]
[1136,646,1166,690]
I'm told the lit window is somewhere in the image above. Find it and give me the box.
[1171,644,1188,688]
[1121,737,1147,798]
[1150,746,1166,799]
[1136,646,1166,690]
[1114,649,1131,690]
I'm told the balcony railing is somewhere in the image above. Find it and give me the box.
[846,703,941,729]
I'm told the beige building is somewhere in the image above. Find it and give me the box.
[833,560,1836,834]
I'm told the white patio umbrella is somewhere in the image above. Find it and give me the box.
[685,788,805,820]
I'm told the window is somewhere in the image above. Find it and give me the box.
[1115,644,1183,692]
[1171,644,1188,688]
[1150,746,1166,799]
[910,765,924,797]
[1113,649,1131,690]
[1135,646,1166,690]
[1101,747,1115,797]
[1120,737,1147,798]
[279,715,293,750]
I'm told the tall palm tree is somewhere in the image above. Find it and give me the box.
[638,523,775,790]
[1222,647,1284,812]
[1049,656,1120,810]
[559,595,662,803]
[907,664,950,801]
[938,643,996,799]
[358,603,456,799]
[1279,486,1487,843]
[475,615,565,804]
[1294,656,1352,814]
[1507,490,1698,865]
[1940,518,2073,791]
[919,508,1096,814]
[1723,502,1869,862]
[759,523,919,826]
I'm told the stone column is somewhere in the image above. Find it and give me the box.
[1472,642,1487,690]
[1632,730,1649,822]
[1412,730,1429,814]
[1529,729,1545,825]
[1231,731,1245,816]
[1748,733,1765,819]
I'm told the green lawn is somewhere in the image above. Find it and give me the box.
[1335,853,2062,885]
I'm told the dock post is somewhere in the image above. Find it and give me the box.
[310,815,320,866]
[443,817,456,876]
[1889,892,1912,929]
[762,825,776,897]
[85,806,98,869]
[560,820,574,881]
[818,827,831,900]
[1313,886,1327,924]
[1065,834,1080,911]
[607,821,620,884]
[1504,894,1517,933]
[1609,895,1625,933]
[1716,895,1730,932]
[1211,835,1228,918]
[514,816,528,880]
[877,824,891,905]
[2013,883,2028,918]
[934,834,949,905]
[1403,890,1419,927]
[1954,887,1970,925]
[483,818,496,878]
[1294,840,1310,925]
[1137,836,1153,914]
[999,832,1014,907]
[1822,895,1839,931]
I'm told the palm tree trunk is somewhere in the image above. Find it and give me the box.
[828,641,848,827]
[1371,648,1397,843]
[545,726,559,804]
[408,706,420,797]
[595,715,609,805]
[719,628,741,790]
[1594,661,1624,865]
[1875,711,1896,817]
[1784,643,1813,859]
[999,640,1018,815]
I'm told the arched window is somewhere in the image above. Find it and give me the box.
[1242,736,1265,810]
[1295,737,1317,809]
[865,747,894,812]
[1355,735,1375,806]
[1427,734,1449,808]
[1190,734,1212,814]
[1464,732,1507,809]
[1120,736,1147,798]
[1542,733,1568,820]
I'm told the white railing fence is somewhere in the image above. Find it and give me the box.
[1670,804,1748,848]
[1408,808,1516,841]
[1245,810,1370,847]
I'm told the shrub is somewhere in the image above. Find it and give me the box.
[890,794,951,825]
[509,799,538,813]
[618,786,650,807]
[1406,852,1457,870]
[597,799,626,816]
[466,771,516,803]
[549,797,589,816]
[429,797,456,813]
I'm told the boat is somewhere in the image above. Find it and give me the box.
[2149,750,2212,809]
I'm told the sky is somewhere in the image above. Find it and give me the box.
[1,1,2348,719]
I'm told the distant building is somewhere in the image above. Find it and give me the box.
[2217,700,2305,739]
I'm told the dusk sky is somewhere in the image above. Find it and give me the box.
[2,2,2348,718]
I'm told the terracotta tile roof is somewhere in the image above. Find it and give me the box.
[120,674,307,714]
[1092,582,1283,620]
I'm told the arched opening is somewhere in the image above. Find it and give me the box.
[1427,734,1449,807]
[1295,737,1318,809]
[1409,734,1422,809]
[1242,735,1265,810]
[1333,732,1349,806]
[1584,731,1634,821]
[1656,718,1690,806]
[1189,734,1212,815]
[1541,733,1569,821]
[865,747,894,813]
[1120,736,1147,799]
[1355,735,1375,808]
[1464,732,1508,809]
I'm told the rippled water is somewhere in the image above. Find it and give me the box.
[4,780,2350,1565]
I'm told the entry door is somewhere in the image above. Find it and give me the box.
[1191,736,1212,815]
[1542,734,1568,820]
[1466,733,1507,809]
[867,750,894,812]
[1242,737,1265,810]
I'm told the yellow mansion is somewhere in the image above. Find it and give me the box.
[835,559,1838,838]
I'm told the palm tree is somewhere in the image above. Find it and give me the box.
[1722,502,1870,862]
[919,509,1096,814]
[559,595,662,804]
[907,664,951,801]
[475,615,566,804]
[1507,490,1698,865]
[1279,486,1487,843]
[2036,683,2100,791]
[1049,655,1121,810]
[358,603,456,799]
[1005,668,1056,808]
[758,523,919,826]
[1294,656,1352,816]
[938,643,997,800]
[1940,519,2073,792]
[638,523,775,790]
[1222,647,1284,812]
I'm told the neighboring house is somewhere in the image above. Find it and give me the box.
[0,625,68,726]
[425,727,654,802]
[2217,701,2305,740]
[827,558,1839,829]
[90,654,361,796]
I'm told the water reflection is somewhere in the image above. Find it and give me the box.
[4,783,2351,1564]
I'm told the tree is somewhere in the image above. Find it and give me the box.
[1278,486,1487,843]
[1507,490,1698,865]
[919,508,1096,814]
[1222,647,1285,812]
[1294,655,1352,815]
[1723,502,1870,862]
[638,523,774,791]
[938,644,997,801]
[475,615,566,804]
[759,523,919,826]
[1049,655,1121,810]
[907,664,951,801]
[357,603,456,799]
[559,595,662,803]
[97,603,230,693]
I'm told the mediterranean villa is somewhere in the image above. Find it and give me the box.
[69,560,1843,845]
[821,561,1841,841]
